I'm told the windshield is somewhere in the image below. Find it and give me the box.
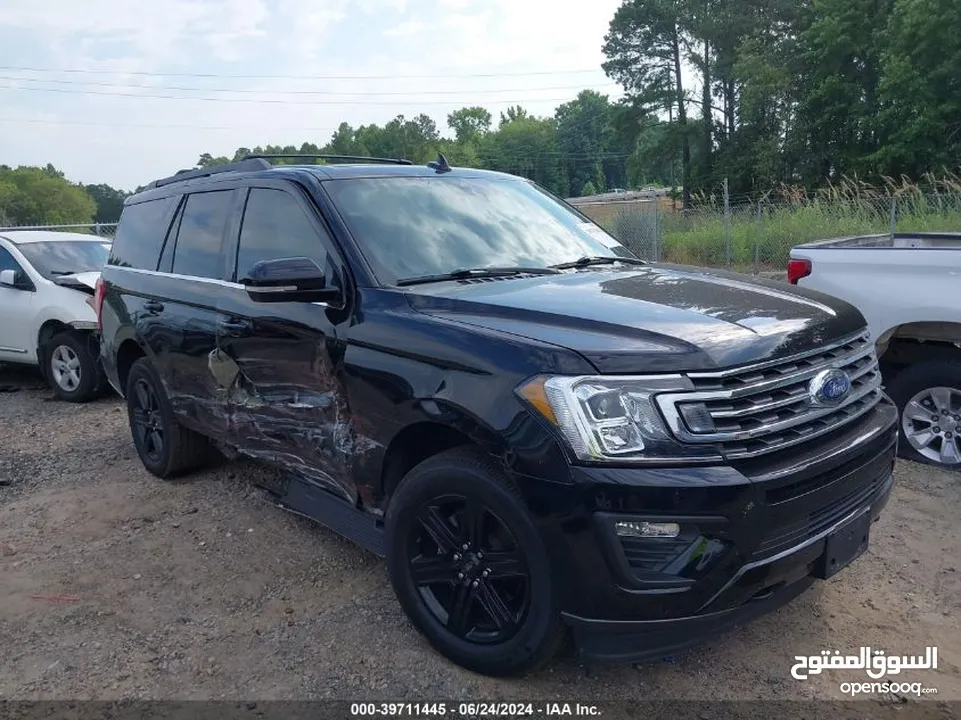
[17,240,111,280]
[323,175,635,285]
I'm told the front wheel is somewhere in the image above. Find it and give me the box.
[385,446,566,677]
[887,360,961,470]
[45,331,105,402]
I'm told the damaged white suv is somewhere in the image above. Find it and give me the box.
[0,230,111,402]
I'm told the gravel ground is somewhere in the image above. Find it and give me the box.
[1,364,959,717]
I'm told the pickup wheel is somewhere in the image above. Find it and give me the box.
[384,446,566,677]
[126,357,214,479]
[887,360,961,470]
[44,331,105,403]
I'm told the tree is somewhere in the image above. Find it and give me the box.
[873,0,961,176]
[0,165,96,226]
[447,107,492,144]
[792,0,894,184]
[479,111,567,195]
[197,152,229,168]
[603,0,692,204]
[581,181,598,196]
[81,183,129,224]
[555,90,615,195]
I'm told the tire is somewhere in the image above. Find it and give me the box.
[44,331,106,403]
[384,446,566,677]
[125,357,213,479]
[886,360,961,470]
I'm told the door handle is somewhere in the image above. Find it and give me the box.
[219,318,252,337]
[143,300,164,313]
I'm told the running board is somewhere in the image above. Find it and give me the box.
[276,476,386,556]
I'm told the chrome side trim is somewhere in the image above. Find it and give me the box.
[106,265,330,307]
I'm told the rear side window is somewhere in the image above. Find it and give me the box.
[171,191,233,280]
[235,188,330,281]
[110,196,177,270]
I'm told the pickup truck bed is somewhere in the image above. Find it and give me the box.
[789,232,961,471]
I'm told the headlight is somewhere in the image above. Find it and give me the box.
[516,374,721,464]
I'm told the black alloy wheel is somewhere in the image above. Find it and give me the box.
[125,357,217,479]
[408,495,530,644]
[385,446,566,677]
[130,377,165,465]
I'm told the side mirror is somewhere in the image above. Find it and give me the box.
[241,256,341,304]
[0,269,30,290]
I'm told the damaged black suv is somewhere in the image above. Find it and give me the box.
[98,154,899,676]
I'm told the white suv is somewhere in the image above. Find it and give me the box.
[0,230,111,402]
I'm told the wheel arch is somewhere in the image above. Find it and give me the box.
[115,338,148,397]
[378,420,490,509]
[877,321,961,372]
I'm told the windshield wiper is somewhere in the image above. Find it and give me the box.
[550,255,648,270]
[396,266,561,287]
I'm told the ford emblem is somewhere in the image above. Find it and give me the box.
[808,368,852,407]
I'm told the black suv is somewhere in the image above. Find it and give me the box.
[97,154,898,676]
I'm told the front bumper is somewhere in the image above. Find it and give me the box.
[537,398,899,664]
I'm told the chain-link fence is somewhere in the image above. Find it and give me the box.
[7,192,961,279]
[590,191,961,276]
[0,223,118,239]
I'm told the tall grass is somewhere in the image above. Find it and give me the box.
[603,173,961,272]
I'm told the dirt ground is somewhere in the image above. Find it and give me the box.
[1,364,959,717]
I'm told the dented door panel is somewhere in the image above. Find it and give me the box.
[215,287,362,501]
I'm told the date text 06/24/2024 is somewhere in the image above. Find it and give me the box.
[349,702,601,717]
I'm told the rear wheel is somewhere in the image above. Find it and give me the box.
[385,446,566,676]
[887,360,961,470]
[126,357,214,479]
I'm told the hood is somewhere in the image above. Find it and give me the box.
[52,271,100,294]
[404,264,867,373]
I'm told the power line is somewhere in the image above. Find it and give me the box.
[0,116,339,132]
[0,65,604,81]
[0,75,620,97]
[0,84,602,106]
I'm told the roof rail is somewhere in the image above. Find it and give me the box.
[242,153,414,166]
[143,158,272,190]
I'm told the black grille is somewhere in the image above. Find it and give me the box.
[753,471,892,560]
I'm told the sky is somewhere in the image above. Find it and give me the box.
[0,0,624,191]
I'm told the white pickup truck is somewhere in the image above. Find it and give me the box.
[788,232,961,470]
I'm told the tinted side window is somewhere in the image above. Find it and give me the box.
[0,247,24,273]
[171,191,233,280]
[110,196,177,270]
[235,188,330,281]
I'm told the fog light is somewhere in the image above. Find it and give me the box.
[614,521,681,538]
[678,402,716,433]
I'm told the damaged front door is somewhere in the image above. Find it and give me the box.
[215,185,355,501]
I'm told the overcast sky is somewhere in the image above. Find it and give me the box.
[0,0,624,191]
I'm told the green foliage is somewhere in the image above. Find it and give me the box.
[447,107,492,145]
[81,183,130,224]
[581,181,598,196]
[600,0,961,197]
[0,165,97,226]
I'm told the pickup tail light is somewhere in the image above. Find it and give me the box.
[93,276,106,332]
[787,258,812,285]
